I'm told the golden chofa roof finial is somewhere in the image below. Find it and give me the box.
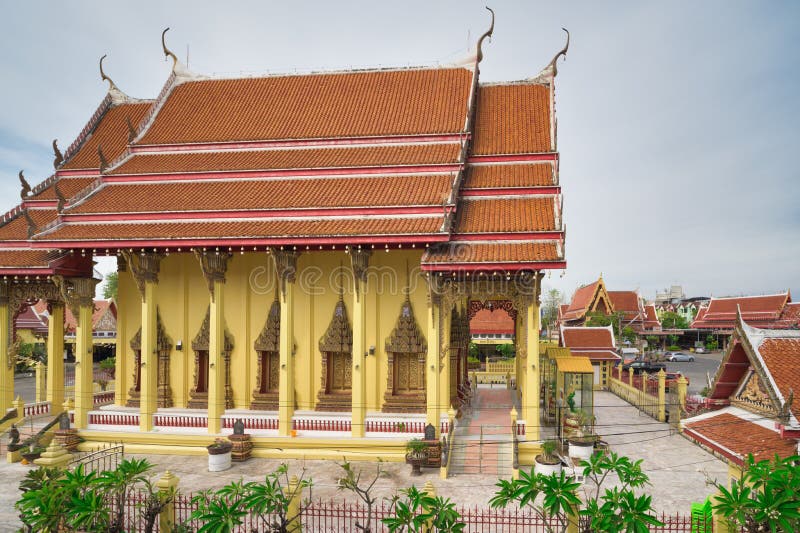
[547,28,570,77]
[99,54,117,90]
[162,27,179,69]
[476,6,495,64]
[19,170,32,200]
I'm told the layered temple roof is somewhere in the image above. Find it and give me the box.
[558,277,660,332]
[1,24,567,276]
[691,292,799,331]
[682,313,800,465]
[560,325,619,361]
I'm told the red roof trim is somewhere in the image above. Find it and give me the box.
[104,164,462,182]
[461,187,560,196]
[453,232,564,241]
[0,268,55,275]
[56,169,102,178]
[30,234,451,249]
[62,206,445,222]
[421,261,566,272]
[131,133,469,153]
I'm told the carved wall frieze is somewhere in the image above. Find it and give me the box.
[1,281,63,368]
[194,250,232,301]
[52,276,98,328]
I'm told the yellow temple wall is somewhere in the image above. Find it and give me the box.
[117,250,428,412]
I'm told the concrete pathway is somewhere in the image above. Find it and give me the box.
[592,390,728,513]
[449,386,514,476]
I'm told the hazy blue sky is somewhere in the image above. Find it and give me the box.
[1,1,797,302]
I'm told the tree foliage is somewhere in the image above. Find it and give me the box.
[541,288,564,338]
[102,271,118,300]
[660,311,689,330]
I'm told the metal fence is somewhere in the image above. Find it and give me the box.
[69,442,123,473]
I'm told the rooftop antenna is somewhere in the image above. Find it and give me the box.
[186,44,190,68]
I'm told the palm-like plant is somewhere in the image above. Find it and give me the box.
[97,458,154,532]
[383,485,465,533]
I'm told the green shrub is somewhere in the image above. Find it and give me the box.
[667,345,681,352]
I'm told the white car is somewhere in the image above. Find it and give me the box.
[666,353,695,362]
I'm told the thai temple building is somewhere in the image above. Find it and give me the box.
[0,19,568,458]
[559,325,619,388]
[683,311,800,480]
[691,292,799,333]
[559,276,661,333]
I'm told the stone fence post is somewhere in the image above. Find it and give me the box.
[156,470,180,533]
[657,369,666,422]
[676,376,688,412]
[286,475,302,533]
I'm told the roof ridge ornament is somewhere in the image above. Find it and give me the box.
[22,208,36,238]
[99,54,117,90]
[53,180,66,212]
[547,28,570,77]
[19,171,32,200]
[52,140,64,169]
[126,116,137,143]
[476,6,495,64]
[162,28,179,69]
[97,144,109,172]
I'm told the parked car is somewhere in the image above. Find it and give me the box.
[621,359,667,374]
[694,347,706,354]
[649,371,689,390]
[666,352,695,362]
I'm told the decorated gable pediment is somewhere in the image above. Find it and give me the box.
[192,306,234,352]
[95,306,117,332]
[319,297,352,353]
[254,299,280,352]
[129,309,172,352]
[386,298,426,354]
[733,370,778,415]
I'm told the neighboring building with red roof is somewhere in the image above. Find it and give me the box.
[560,325,618,387]
[559,276,660,333]
[690,292,798,332]
[470,308,514,345]
[682,312,800,480]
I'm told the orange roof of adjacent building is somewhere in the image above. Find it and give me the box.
[560,325,619,361]
[691,292,795,330]
[559,277,660,332]
[470,308,515,335]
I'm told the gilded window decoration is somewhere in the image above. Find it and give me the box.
[127,309,173,408]
[384,297,427,413]
[317,297,353,411]
[252,298,280,410]
[188,306,234,409]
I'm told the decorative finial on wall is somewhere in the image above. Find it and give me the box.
[476,7,495,64]
[52,139,64,169]
[18,171,32,199]
[99,54,117,90]
[162,28,179,69]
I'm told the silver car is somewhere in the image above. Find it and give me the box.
[666,352,695,362]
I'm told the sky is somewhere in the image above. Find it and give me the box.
[0,1,798,303]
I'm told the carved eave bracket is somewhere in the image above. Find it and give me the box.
[52,276,99,328]
[319,298,353,354]
[271,250,300,298]
[194,250,232,301]
[2,280,63,369]
[350,249,371,302]
[121,251,164,300]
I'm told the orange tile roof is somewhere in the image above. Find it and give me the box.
[37,216,442,242]
[470,308,515,335]
[607,291,641,313]
[69,174,454,214]
[643,304,661,328]
[31,178,98,201]
[472,84,551,155]
[421,241,560,264]
[110,143,460,175]
[0,209,58,241]
[0,250,54,268]
[758,337,800,420]
[61,103,151,170]
[685,413,796,463]
[463,163,554,188]
[456,197,555,233]
[692,293,791,329]
[562,327,615,349]
[139,68,473,145]
[63,299,116,333]
[561,280,601,321]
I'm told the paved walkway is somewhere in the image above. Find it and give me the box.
[591,391,728,513]
[449,386,515,476]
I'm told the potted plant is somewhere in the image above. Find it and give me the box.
[568,410,596,461]
[207,438,233,472]
[534,439,562,476]
[21,445,45,463]
[405,439,428,476]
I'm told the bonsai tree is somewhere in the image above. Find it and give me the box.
[336,460,386,533]
[406,439,428,476]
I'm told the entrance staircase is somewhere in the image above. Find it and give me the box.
[448,387,514,476]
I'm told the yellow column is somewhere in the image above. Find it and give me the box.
[274,251,299,437]
[140,279,157,431]
[46,301,65,408]
[156,471,180,533]
[69,277,99,429]
[0,283,12,411]
[438,302,453,423]
[657,369,666,422]
[426,288,441,435]
[350,250,370,438]
[35,363,46,402]
[207,278,225,434]
[114,258,127,406]
[523,273,542,440]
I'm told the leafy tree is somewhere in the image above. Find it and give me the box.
[585,311,624,336]
[705,334,719,352]
[709,454,800,532]
[541,288,564,339]
[495,343,514,359]
[468,342,479,358]
[491,451,663,533]
[103,271,118,300]
[620,326,637,344]
[383,485,465,533]
[660,311,689,330]
[336,460,385,532]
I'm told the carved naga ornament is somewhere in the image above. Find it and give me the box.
[99,54,117,90]
[18,171,32,200]
[52,139,64,169]
[162,27,179,68]
[476,7,495,64]
[547,28,570,78]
